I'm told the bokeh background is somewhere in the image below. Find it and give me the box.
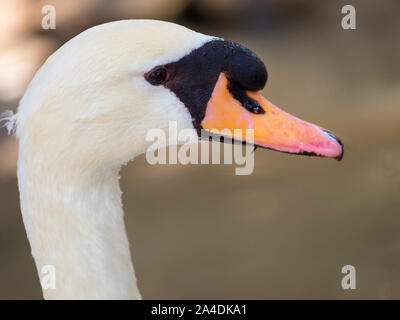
[1,0,399,299]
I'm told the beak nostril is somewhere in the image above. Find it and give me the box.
[243,100,265,114]
[228,80,265,114]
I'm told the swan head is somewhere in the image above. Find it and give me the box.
[16,20,343,173]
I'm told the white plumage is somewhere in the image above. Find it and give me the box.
[14,20,214,299]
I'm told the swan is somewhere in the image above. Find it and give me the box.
[1,20,343,299]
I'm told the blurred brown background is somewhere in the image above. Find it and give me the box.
[1,0,399,299]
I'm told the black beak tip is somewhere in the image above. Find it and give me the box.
[335,150,344,162]
[323,130,344,161]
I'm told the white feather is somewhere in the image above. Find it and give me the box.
[16,19,215,300]
[0,110,17,134]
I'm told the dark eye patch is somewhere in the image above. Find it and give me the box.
[146,39,267,130]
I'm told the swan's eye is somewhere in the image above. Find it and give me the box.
[145,67,169,85]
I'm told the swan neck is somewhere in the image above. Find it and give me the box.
[18,159,141,299]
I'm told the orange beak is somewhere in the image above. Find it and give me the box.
[201,73,343,160]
